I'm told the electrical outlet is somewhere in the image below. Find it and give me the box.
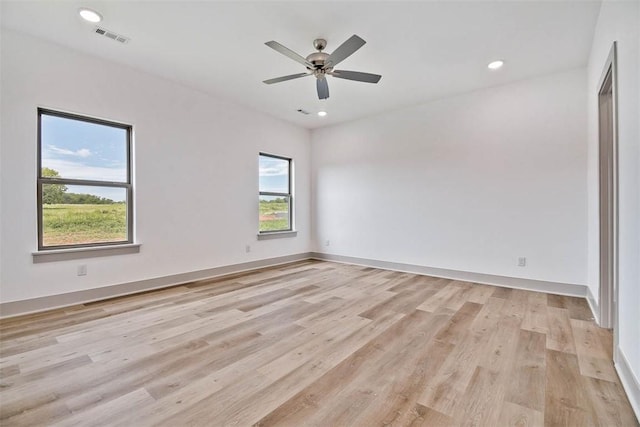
[245,245,251,253]
[518,257,526,267]
[325,240,330,247]
[77,265,87,276]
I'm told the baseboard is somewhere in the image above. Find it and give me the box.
[0,252,314,319]
[615,347,640,421]
[586,285,601,325]
[310,252,588,298]
[1,251,590,319]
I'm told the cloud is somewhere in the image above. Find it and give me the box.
[48,145,92,158]
[42,158,127,182]
[259,161,289,177]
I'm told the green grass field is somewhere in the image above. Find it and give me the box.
[259,200,290,232]
[43,203,127,246]
[43,200,289,246]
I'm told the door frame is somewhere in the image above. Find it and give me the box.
[597,42,618,343]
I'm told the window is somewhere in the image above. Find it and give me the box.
[259,153,292,233]
[37,109,133,250]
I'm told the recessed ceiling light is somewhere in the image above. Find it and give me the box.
[79,8,102,23]
[488,60,504,70]
[317,111,327,117]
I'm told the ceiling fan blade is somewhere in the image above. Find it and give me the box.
[317,78,330,99]
[325,34,366,68]
[263,73,311,84]
[331,70,382,84]
[265,41,313,68]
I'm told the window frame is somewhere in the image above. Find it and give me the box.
[37,108,134,250]
[258,152,293,234]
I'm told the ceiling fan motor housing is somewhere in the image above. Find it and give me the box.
[306,52,330,69]
[307,39,331,74]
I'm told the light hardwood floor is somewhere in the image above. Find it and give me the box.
[0,260,637,426]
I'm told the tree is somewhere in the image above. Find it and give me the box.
[62,193,115,204]
[41,167,67,204]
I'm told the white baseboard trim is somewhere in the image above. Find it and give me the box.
[586,286,601,325]
[1,252,590,319]
[310,252,588,297]
[615,347,640,421]
[0,252,314,319]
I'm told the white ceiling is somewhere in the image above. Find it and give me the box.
[1,1,601,129]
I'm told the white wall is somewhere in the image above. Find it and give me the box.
[0,30,311,303]
[312,68,588,286]
[586,0,640,412]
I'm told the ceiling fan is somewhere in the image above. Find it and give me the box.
[263,35,382,100]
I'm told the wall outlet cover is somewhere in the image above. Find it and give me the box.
[77,265,87,276]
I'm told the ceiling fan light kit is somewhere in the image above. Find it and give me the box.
[263,34,382,100]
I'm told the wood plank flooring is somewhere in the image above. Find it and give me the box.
[0,260,637,426]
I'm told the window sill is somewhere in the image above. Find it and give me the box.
[257,231,297,241]
[32,243,141,263]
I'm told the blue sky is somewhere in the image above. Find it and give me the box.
[41,114,127,201]
[259,155,289,194]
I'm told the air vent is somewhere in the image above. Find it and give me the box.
[297,109,310,115]
[94,26,130,44]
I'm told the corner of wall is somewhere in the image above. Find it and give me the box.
[586,285,600,325]
[615,348,640,421]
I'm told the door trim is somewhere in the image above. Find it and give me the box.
[597,42,618,342]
